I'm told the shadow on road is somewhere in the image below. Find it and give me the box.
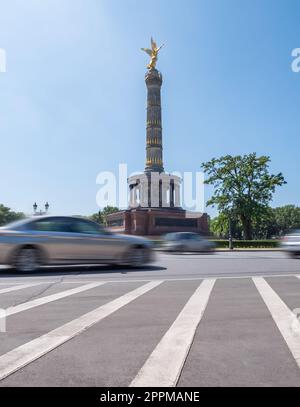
[162,251,216,255]
[0,264,167,279]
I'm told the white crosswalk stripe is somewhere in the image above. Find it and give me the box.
[0,283,42,295]
[130,279,216,387]
[253,277,300,369]
[4,282,105,317]
[0,280,163,381]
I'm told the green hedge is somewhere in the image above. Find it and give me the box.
[211,240,279,249]
[151,239,279,249]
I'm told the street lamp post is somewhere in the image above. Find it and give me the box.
[228,214,233,250]
[227,204,235,250]
[33,202,50,216]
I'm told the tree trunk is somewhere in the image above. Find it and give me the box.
[240,214,253,240]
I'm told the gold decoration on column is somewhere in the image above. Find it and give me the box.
[141,37,164,70]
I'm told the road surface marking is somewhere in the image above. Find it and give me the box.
[0,280,163,381]
[253,277,300,369]
[130,278,216,387]
[4,282,106,318]
[0,283,42,295]
[0,272,299,289]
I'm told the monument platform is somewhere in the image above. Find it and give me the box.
[107,207,209,236]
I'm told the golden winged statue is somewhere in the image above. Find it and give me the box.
[141,37,164,70]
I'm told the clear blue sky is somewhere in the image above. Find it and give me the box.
[0,0,299,217]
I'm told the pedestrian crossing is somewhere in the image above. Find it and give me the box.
[0,276,299,386]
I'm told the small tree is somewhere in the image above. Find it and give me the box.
[89,206,119,226]
[210,212,243,239]
[251,206,277,239]
[89,211,104,225]
[0,204,25,226]
[202,153,286,240]
[273,205,300,236]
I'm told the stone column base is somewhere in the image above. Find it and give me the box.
[106,208,209,236]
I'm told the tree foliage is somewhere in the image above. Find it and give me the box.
[89,206,119,226]
[0,204,25,226]
[273,205,300,236]
[211,205,300,239]
[202,153,286,239]
[210,211,243,239]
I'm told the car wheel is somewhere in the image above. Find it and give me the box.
[124,246,146,268]
[14,247,40,273]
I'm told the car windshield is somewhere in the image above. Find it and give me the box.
[180,233,194,240]
[164,233,176,241]
[30,217,104,234]
[70,219,104,234]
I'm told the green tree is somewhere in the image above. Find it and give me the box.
[251,206,276,239]
[210,212,243,239]
[202,153,286,240]
[89,206,119,226]
[211,205,300,240]
[89,211,104,225]
[272,205,300,236]
[0,204,25,226]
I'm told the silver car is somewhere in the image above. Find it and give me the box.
[0,216,154,272]
[163,232,216,253]
[281,229,300,258]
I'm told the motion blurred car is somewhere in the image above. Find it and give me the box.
[162,232,216,253]
[281,229,300,258]
[0,216,154,272]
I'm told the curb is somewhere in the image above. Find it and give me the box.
[215,249,280,252]
[155,248,281,253]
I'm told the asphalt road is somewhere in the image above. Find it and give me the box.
[0,251,299,387]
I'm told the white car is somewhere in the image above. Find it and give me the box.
[0,216,155,272]
[281,229,300,258]
[163,232,216,253]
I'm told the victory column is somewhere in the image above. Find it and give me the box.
[106,38,208,235]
